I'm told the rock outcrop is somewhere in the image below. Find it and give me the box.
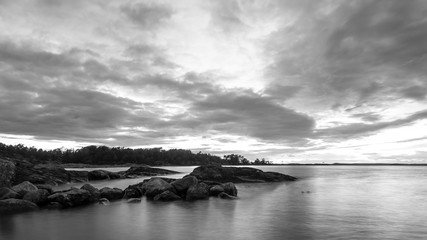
[190,165,297,183]
[0,199,39,214]
[0,159,15,188]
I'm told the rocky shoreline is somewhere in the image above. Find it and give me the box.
[1,159,297,214]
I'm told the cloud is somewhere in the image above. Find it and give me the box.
[120,2,174,29]
[401,85,427,100]
[317,109,427,139]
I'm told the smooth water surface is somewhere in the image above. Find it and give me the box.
[1,166,426,240]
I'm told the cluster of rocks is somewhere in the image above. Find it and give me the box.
[0,163,298,215]
[0,158,179,187]
[0,176,238,214]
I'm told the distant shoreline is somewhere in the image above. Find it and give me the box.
[275,163,427,166]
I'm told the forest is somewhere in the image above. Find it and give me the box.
[0,142,272,166]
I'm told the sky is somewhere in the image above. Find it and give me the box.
[0,0,427,163]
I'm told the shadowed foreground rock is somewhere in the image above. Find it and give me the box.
[0,199,38,214]
[190,165,297,183]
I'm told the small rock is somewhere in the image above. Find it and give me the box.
[209,185,225,196]
[0,187,20,200]
[99,198,109,205]
[171,176,198,195]
[144,178,176,199]
[23,189,50,206]
[218,192,237,200]
[100,187,123,201]
[127,198,142,203]
[222,182,238,197]
[35,184,54,194]
[46,202,63,210]
[81,184,101,202]
[186,183,209,201]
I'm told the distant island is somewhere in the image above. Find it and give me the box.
[0,142,273,166]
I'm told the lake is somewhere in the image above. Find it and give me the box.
[1,165,426,240]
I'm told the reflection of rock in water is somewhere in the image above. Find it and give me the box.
[0,216,15,238]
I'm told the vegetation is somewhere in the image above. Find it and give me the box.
[0,142,273,166]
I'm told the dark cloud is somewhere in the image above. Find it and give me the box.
[120,2,173,29]
[263,84,302,100]
[401,85,427,100]
[317,109,427,139]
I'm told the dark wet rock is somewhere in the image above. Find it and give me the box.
[123,183,144,199]
[153,190,181,201]
[190,165,297,183]
[0,187,20,200]
[99,198,109,205]
[23,189,50,206]
[80,184,101,202]
[0,159,16,188]
[46,202,63,210]
[12,181,38,196]
[144,178,176,199]
[27,165,69,185]
[68,170,89,182]
[47,188,90,208]
[171,176,198,195]
[127,198,142,203]
[35,184,54,194]
[100,187,123,201]
[0,199,39,214]
[186,182,209,201]
[218,192,238,200]
[222,182,238,197]
[121,166,179,178]
[209,185,225,196]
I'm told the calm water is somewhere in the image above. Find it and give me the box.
[1,166,426,240]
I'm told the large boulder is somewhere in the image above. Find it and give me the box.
[222,182,238,197]
[35,184,54,194]
[144,178,176,199]
[88,170,110,180]
[12,181,38,196]
[80,184,101,202]
[190,165,297,183]
[100,187,123,201]
[0,159,16,188]
[171,176,198,195]
[186,182,209,201]
[68,170,89,182]
[121,166,179,178]
[47,188,91,208]
[23,189,50,206]
[0,187,20,200]
[153,191,181,201]
[0,199,38,214]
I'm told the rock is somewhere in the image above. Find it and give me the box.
[0,187,20,200]
[99,198,109,205]
[88,170,110,180]
[35,184,54,194]
[12,181,38,196]
[100,187,123,201]
[123,184,144,199]
[127,198,142,203]
[67,170,89,182]
[47,188,90,208]
[153,191,181,201]
[171,176,198,195]
[218,192,237,200]
[222,182,238,197]
[144,178,176,199]
[46,202,63,210]
[23,189,50,205]
[209,185,225,196]
[0,199,38,214]
[186,182,209,201]
[121,166,179,178]
[190,165,297,183]
[80,184,101,202]
[0,159,16,188]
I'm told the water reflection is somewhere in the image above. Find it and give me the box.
[2,166,427,240]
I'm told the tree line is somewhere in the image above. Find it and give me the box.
[0,142,273,166]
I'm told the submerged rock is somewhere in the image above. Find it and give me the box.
[0,199,38,214]
[99,198,110,205]
[222,182,238,197]
[209,185,225,196]
[218,192,237,200]
[127,198,142,203]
